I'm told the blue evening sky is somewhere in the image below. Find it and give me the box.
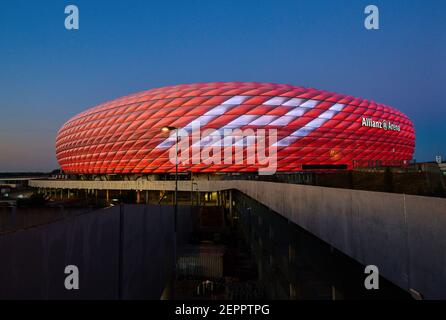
[0,0,445,171]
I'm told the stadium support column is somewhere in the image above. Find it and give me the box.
[136,190,141,204]
[106,189,109,202]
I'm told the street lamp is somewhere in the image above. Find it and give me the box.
[161,125,179,298]
[161,126,179,232]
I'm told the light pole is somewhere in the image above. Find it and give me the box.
[161,126,179,232]
[161,125,179,298]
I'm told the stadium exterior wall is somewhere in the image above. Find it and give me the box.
[56,82,415,174]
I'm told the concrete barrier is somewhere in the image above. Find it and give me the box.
[0,204,181,300]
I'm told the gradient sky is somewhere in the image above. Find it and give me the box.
[0,0,445,171]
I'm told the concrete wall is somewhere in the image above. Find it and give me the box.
[0,204,181,300]
[231,181,446,299]
[29,179,446,299]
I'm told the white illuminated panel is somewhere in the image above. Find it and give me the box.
[330,103,345,112]
[269,116,296,126]
[264,97,288,106]
[300,100,319,109]
[283,98,303,107]
[224,115,259,128]
[249,115,279,126]
[223,95,251,105]
[286,107,307,117]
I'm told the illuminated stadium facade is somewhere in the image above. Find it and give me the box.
[56,82,415,175]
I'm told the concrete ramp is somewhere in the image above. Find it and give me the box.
[229,181,446,299]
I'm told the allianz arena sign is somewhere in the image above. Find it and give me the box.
[361,117,401,132]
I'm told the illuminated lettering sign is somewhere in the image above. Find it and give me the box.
[361,118,400,132]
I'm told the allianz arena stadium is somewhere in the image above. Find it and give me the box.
[55,82,415,174]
